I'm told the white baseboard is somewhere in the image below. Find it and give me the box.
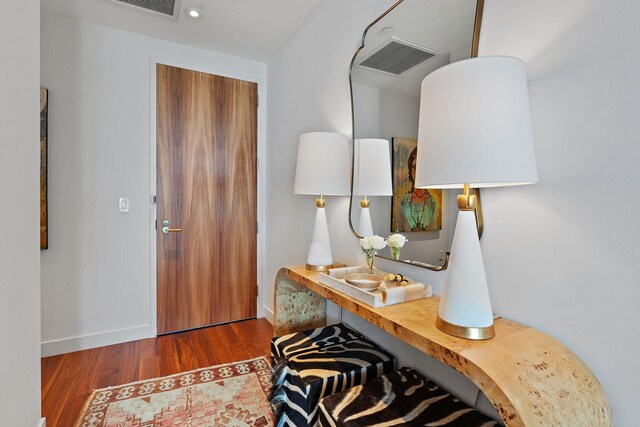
[263,306,274,325]
[38,417,46,427]
[41,325,152,357]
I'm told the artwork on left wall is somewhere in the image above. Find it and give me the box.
[40,87,49,250]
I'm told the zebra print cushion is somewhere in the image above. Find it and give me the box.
[271,324,363,359]
[271,324,396,427]
[318,367,501,426]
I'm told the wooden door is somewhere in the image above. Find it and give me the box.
[156,64,257,335]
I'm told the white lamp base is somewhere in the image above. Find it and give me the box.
[358,206,374,237]
[306,206,333,272]
[437,210,495,340]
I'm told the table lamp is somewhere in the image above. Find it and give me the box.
[415,56,538,340]
[294,132,350,272]
[353,138,393,236]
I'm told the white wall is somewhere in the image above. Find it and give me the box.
[0,0,42,425]
[266,0,640,424]
[40,11,267,355]
[478,0,640,424]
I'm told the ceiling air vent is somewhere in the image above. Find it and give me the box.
[112,0,177,17]
[358,38,439,75]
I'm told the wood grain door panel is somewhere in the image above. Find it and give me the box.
[157,64,257,334]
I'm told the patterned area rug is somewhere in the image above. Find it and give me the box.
[75,357,273,427]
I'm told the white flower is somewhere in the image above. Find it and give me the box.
[370,235,387,250]
[361,235,386,251]
[387,234,407,248]
[360,237,371,250]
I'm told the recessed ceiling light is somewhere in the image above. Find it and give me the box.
[185,8,203,19]
[381,27,394,35]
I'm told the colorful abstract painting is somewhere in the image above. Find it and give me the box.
[40,88,49,250]
[391,137,442,232]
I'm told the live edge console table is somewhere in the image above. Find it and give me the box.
[272,266,613,426]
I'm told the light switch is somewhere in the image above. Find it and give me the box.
[119,197,130,213]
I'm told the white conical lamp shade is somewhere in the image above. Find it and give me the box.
[415,56,538,189]
[294,132,350,196]
[353,138,393,196]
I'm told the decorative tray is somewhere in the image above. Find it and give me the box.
[319,266,432,308]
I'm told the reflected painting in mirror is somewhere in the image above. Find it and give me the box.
[391,137,442,233]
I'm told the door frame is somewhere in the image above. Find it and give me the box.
[148,57,266,336]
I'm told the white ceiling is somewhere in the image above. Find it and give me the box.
[41,0,321,62]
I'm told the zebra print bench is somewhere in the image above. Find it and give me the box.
[318,367,501,426]
[271,323,364,359]
[271,324,396,426]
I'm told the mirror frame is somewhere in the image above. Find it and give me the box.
[348,0,485,271]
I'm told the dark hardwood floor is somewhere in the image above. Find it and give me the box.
[41,318,273,427]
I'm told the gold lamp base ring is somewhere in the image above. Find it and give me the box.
[436,315,495,340]
[305,263,333,273]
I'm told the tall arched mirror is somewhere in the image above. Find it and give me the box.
[348,0,484,270]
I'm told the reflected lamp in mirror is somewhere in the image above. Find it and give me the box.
[415,56,538,340]
[294,132,350,272]
[353,138,393,236]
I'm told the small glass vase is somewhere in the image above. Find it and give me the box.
[390,246,401,260]
[365,253,375,274]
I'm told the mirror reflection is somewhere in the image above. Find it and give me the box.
[349,0,482,268]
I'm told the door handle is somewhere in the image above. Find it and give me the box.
[162,227,183,234]
[162,220,183,234]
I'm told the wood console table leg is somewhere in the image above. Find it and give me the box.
[273,269,327,336]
